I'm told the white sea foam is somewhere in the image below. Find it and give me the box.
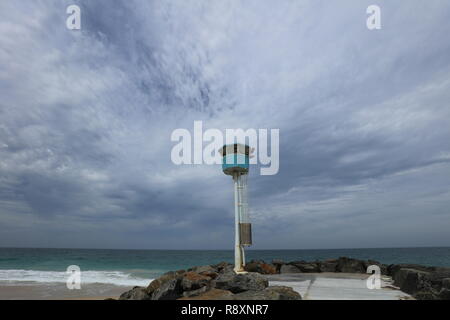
[0,269,152,287]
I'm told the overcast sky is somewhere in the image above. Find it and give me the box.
[1,0,450,250]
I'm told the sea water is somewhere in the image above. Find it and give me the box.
[0,247,449,287]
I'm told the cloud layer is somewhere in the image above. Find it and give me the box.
[1,0,450,249]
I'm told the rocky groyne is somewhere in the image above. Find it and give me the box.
[119,262,301,300]
[119,257,450,300]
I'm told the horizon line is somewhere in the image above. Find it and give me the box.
[1,245,449,251]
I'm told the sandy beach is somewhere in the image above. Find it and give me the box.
[0,281,133,300]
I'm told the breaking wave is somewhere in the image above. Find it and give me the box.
[0,269,152,287]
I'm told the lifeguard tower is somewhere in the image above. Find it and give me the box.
[219,143,253,273]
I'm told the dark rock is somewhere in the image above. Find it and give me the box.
[244,260,262,273]
[272,259,285,266]
[200,271,219,279]
[149,270,186,300]
[271,259,285,273]
[280,264,301,274]
[189,265,216,274]
[437,288,450,300]
[394,268,431,295]
[336,257,366,273]
[178,288,234,300]
[146,270,184,295]
[266,286,302,300]
[180,271,212,291]
[119,286,151,300]
[182,286,210,298]
[423,267,450,287]
[212,262,234,274]
[244,260,277,274]
[213,272,268,293]
[290,261,320,273]
[391,267,450,299]
[151,277,183,300]
[319,259,338,272]
[442,278,450,290]
[158,265,224,300]
[414,291,436,300]
[232,290,272,300]
[387,264,434,277]
[392,268,413,290]
[233,286,301,300]
[260,264,277,274]
[434,267,450,276]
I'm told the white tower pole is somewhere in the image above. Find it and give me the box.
[233,173,244,272]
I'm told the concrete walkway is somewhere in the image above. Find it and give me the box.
[267,273,412,300]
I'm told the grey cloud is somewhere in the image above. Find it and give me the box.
[0,0,450,249]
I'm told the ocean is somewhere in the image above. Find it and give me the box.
[0,247,449,287]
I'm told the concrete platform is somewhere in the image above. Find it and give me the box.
[267,273,413,300]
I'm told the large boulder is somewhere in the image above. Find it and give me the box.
[272,259,285,265]
[199,271,219,279]
[118,286,151,300]
[181,286,210,298]
[290,261,320,273]
[280,264,301,274]
[148,270,215,300]
[391,267,450,300]
[442,278,450,290]
[276,257,387,275]
[335,257,367,273]
[188,264,220,279]
[180,271,212,291]
[319,259,338,272]
[121,271,188,300]
[213,272,268,293]
[423,267,450,287]
[188,265,216,274]
[179,288,235,300]
[387,264,433,277]
[151,277,183,300]
[212,262,234,274]
[393,268,431,295]
[244,260,277,274]
[147,270,185,290]
[271,259,285,273]
[265,286,302,300]
[414,291,436,300]
[438,289,450,300]
[233,286,302,300]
